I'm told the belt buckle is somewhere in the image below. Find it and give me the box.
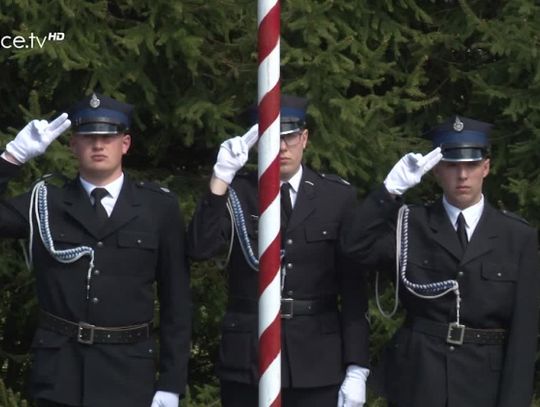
[447,322,465,345]
[281,298,294,319]
[78,322,96,345]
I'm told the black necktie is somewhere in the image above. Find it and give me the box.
[281,183,293,230]
[456,212,468,251]
[91,188,109,225]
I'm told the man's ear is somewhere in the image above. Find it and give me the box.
[302,129,309,149]
[122,134,132,154]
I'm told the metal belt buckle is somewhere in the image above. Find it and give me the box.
[281,298,294,319]
[78,322,96,345]
[447,322,465,345]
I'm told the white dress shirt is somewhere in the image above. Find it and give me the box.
[281,165,303,209]
[79,173,124,217]
[442,194,484,241]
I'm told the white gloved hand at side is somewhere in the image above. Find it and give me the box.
[337,365,370,407]
[383,147,442,195]
[213,124,258,184]
[150,390,179,407]
[5,113,71,164]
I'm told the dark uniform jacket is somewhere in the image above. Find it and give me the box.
[0,158,191,407]
[342,185,540,407]
[188,166,369,388]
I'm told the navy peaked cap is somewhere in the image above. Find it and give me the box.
[426,115,492,162]
[70,92,133,135]
[248,95,308,135]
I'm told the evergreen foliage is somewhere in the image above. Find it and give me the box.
[0,0,539,405]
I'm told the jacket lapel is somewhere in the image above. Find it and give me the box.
[62,176,140,240]
[99,177,140,239]
[460,203,497,265]
[286,167,317,232]
[427,200,463,261]
[62,178,102,239]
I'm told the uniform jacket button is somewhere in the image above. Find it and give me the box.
[96,241,104,248]
[93,269,100,276]
[287,290,294,296]
[286,239,293,245]
[286,263,293,269]
[91,297,99,304]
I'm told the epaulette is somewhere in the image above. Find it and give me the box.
[500,209,529,225]
[32,172,70,188]
[319,173,351,186]
[235,171,257,181]
[136,180,174,197]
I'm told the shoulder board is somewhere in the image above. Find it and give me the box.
[318,173,351,186]
[500,209,529,225]
[235,171,257,180]
[136,181,174,196]
[32,172,70,188]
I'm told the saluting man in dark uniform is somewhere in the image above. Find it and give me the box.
[342,116,540,407]
[0,93,191,407]
[188,95,370,407]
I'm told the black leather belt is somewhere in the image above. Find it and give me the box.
[227,297,338,319]
[407,317,507,346]
[40,311,152,345]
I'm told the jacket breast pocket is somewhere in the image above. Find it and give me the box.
[481,263,517,283]
[53,229,87,249]
[305,223,339,242]
[406,255,442,284]
[118,231,158,251]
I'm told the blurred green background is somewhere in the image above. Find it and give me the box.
[0,0,539,405]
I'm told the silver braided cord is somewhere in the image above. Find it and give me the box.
[215,200,236,271]
[28,181,95,299]
[227,187,259,270]
[226,187,285,276]
[377,205,461,324]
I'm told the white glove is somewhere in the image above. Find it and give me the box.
[338,365,370,407]
[150,391,179,407]
[383,147,442,195]
[5,113,71,164]
[212,124,258,184]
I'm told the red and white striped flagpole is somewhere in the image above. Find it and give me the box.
[257,0,281,406]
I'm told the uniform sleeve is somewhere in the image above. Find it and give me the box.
[337,186,370,367]
[497,226,540,407]
[155,197,192,396]
[187,190,231,260]
[0,156,30,238]
[341,184,402,268]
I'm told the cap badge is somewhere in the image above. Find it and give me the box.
[89,93,101,109]
[453,116,464,132]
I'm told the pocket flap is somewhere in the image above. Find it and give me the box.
[31,328,70,349]
[221,312,255,333]
[305,223,338,242]
[54,229,86,244]
[126,337,157,359]
[118,231,158,249]
[481,263,517,282]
